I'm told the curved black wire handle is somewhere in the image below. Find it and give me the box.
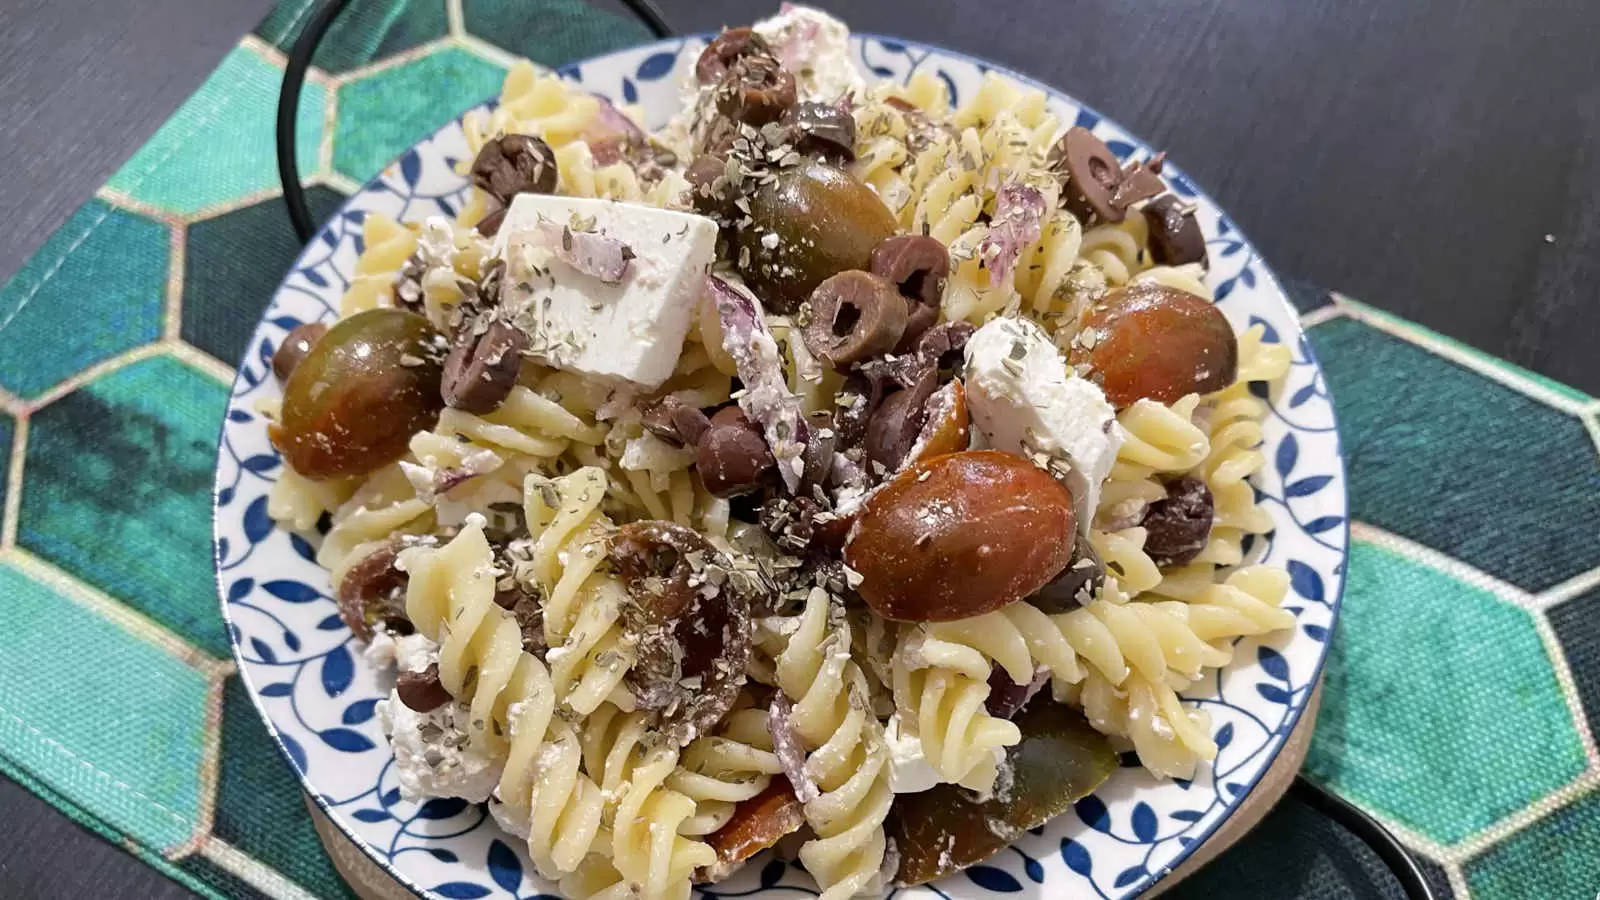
[275,0,671,243]
[271,4,1436,899]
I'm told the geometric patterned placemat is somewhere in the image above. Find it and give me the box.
[0,2,1595,899]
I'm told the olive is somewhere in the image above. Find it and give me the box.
[440,319,527,414]
[1048,127,1124,224]
[335,537,409,640]
[844,450,1077,622]
[697,407,776,498]
[1069,282,1238,408]
[1143,194,1208,268]
[716,55,797,127]
[396,664,451,713]
[612,521,752,746]
[865,387,927,473]
[801,270,907,370]
[736,159,900,314]
[700,780,805,883]
[696,27,772,84]
[890,698,1116,885]
[641,395,712,447]
[782,101,856,162]
[915,320,976,374]
[276,308,444,479]
[800,409,838,489]
[470,134,557,204]
[272,322,327,382]
[685,153,736,217]
[1141,476,1215,567]
[871,234,949,308]
[1030,536,1104,613]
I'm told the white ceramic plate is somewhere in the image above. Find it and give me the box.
[215,34,1348,900]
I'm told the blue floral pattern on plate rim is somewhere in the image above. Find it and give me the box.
[214,33,1349,900]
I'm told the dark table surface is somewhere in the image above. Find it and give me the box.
[0,0,1594,897]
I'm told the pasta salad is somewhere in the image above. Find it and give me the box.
[261,6,1295,899]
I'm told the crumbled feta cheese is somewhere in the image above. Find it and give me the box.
[432,475,523,529]
[377,690,502,803]
[488,796,531,840]
[884,713,942,794]
[495,195,719,389]
[621,431,697,473]
[753,5,865,103]
[964,317,1123,524]
[364,626,439,674]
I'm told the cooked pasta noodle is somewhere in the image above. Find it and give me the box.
[666,706,783,836]
[580,704,714,900]
[774,588,894,900]
[339,213,417,317]
[522,468,636,715]
[402,522,606,876]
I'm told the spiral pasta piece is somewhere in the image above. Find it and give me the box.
[580,705,714,900]
[267,467,356,532]
[774,588,894,900]
[401,523,606,876]
[1117,394,1210,473]
[339,213,417,317]
[1131,263,1212,300]
[890,655,1019,792]
[461,62,601,159]
[666,706,783,836]
[522,468,636,715]
[1080,215,1150,286]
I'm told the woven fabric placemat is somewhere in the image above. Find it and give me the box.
[0,2,1596,898]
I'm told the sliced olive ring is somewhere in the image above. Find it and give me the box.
[695,26,772,84]
[1048,126,1125,224]
[871,234,949,308]
[802,270,908,370]
[612,520,752,746]
[716,55,797,127]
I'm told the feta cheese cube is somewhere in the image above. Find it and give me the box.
[496,195,719,389]
[963,316,1124,524]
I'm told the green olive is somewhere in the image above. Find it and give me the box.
[889,698,1116,886]
[275,309,444,479]
[736,159,898,313]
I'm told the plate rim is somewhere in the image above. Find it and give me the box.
[214,31,1351,900]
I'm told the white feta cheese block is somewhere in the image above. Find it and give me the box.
[963,316,1124,525]
[496,194,719,390]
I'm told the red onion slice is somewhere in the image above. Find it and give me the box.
[768,692,820,803]
[707,275,809,492]
[979,182,1046,288]
[531,221,633,284]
